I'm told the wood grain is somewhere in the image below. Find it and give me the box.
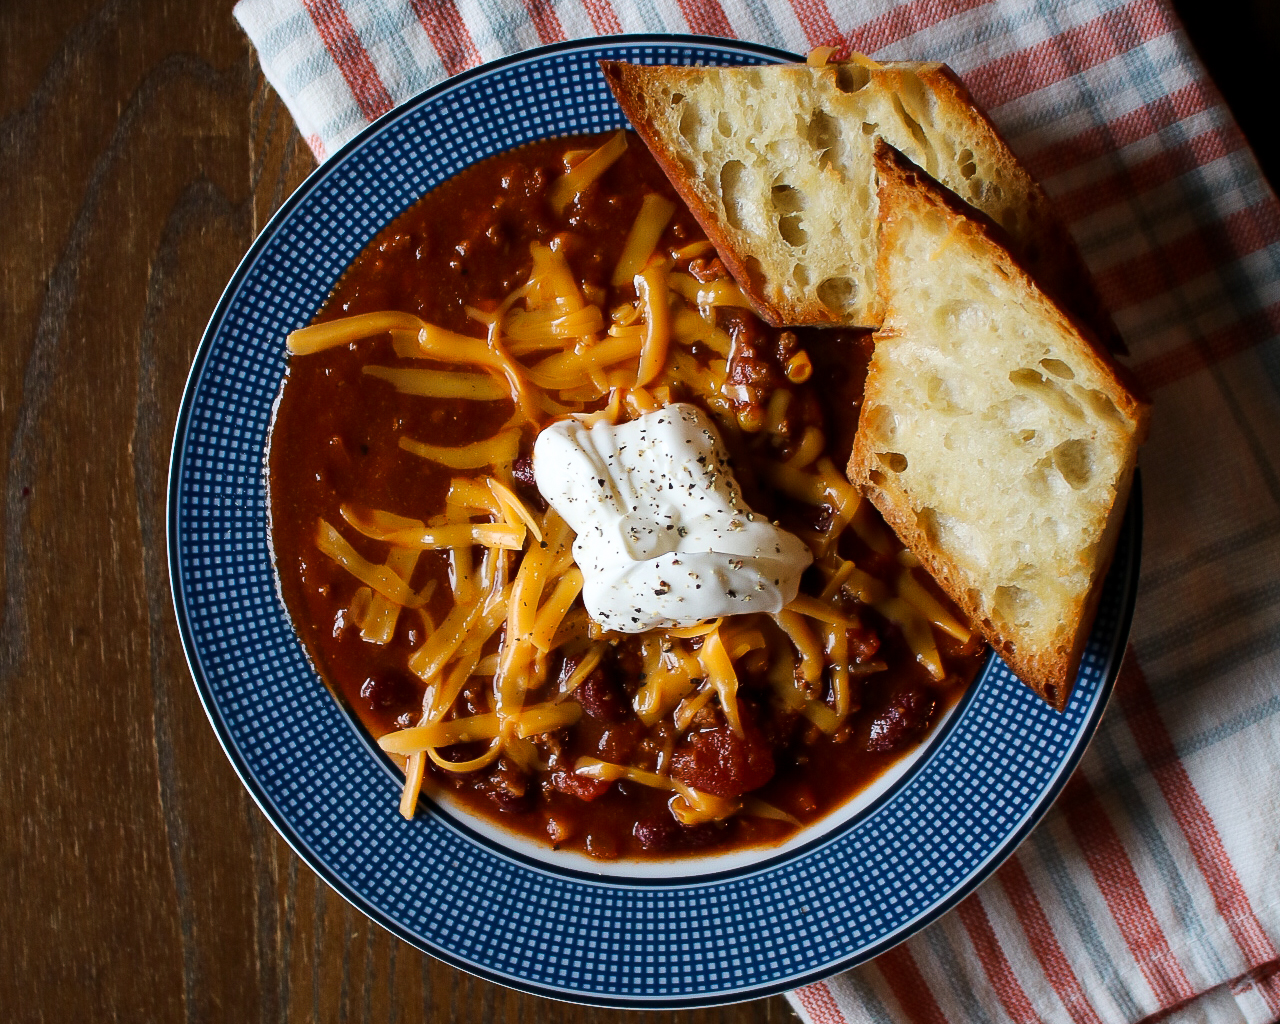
[0,3,799,1020]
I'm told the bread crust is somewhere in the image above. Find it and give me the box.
[901,65,1126,355]
[600,58,1124,350]
[600,60,811,327]
[848,143,1149,710]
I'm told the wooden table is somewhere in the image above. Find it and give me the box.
[2,2,1275,1020]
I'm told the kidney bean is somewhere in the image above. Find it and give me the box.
[574,667,629,723]
[864,686,937,753]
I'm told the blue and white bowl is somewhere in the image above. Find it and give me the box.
[168,35,1142,1007]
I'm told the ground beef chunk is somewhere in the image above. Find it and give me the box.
[687,256,727,282]
[475,758,533,812]
[724,313,783,411]
[848,627,881,663]
[865,687,937,753]
[775,329,800,366]
[670,711,776,798]
[357,670,419,720]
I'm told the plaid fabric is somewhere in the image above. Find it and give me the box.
[232,1,1280,1021]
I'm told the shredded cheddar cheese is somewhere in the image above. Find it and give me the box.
[283,137,984,834]
[399,428,522,470]
[548,131,627,215]
[613,194,677,287]
[634,260,672,387]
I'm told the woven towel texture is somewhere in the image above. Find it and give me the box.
[232,1,1280,1021]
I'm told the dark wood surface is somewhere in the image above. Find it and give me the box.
[2,2,1275,1021]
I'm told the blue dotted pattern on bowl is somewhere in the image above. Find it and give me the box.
[169,36,1142,1008]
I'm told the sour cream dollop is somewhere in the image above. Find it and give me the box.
[532,403,813,631]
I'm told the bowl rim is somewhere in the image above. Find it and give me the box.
[167,32,1144,1007]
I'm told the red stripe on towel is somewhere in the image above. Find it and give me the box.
[1133,300,1280,391]
[407,0,480,76]
[1116,657,1280,1014]
[997,856,1106,1024]
[674,0,735,38]
[845,0,987,56]
[1026,78,1221,183]
[1094,196,1280,311]
[520,0,566,43]
[1053,124,1248,223]
[580,0,623,35]
[876,946,949,1024]
[787,0,842,50]
[964,0,1175,110]
[301,0,394,121]
[793,981,850,1024]
[955,896,1040,1024]
[1061,772,1196,1007]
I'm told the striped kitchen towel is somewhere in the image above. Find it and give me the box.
[233,1,1280,1021]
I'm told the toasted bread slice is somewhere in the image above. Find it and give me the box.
[602,58,1117,347]
[848,144,1149,710]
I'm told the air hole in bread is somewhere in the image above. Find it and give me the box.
[877,451,908,472]
[934,299,983,334]
[717,111,732,138]
[1028,455,1053,497]
[792,263,810,288]
[925,375,961,414]
[719,160,748,230]
[957,148,977,179]
[1017,429,1038,444]
[817,275,856,313]
[1078,387,1125,425]
[678,105,702,146]
[861,121,878,136]
[1043,684,1059,707]
[1052,438,1094,489]
[1040,357,1075,380]
[743,255,767,294]
[670,92,684,105]
[771,182,805,213]
[778,214,808,247]
[747,69,764,88]
[868,469,886,486]
[806,110,840,162]
[1009,369,1085,421]
[835,63,871,93]
[994,584,1036,628]
[917,507,940,545]
[899,73,936,125]
[923,210,947,237]
[865,403,896,443]
[891,95,938,176]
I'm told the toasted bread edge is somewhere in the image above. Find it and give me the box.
[849,143,1149,709]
